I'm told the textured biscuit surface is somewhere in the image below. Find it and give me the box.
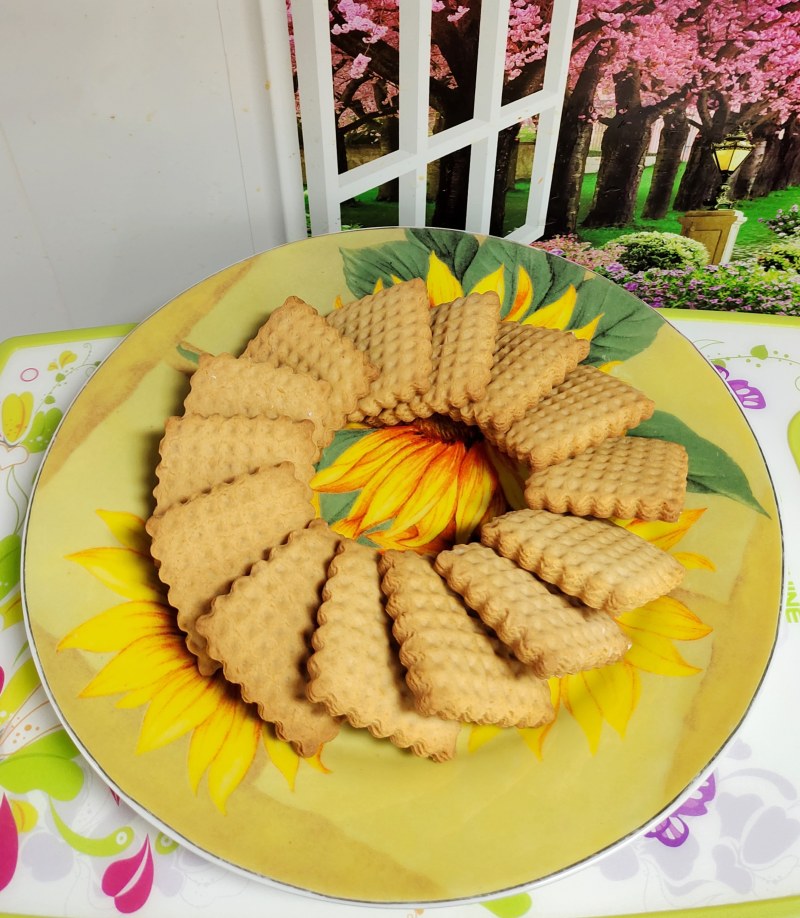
[373,292,500,425]
[523,435,689,522]
[146,463,315,675]
[452,323,589,432]
[435,543,630,677]
[196,520,341,756]
[182,352,333,450]
[327,279,433,420]
[306,540,459,761]
[242,296,378,435]
[152,414,319,515]
[481,508,685,613]
[379,550,554,728]
[484,365,655,471]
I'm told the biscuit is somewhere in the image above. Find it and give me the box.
[182,352,334,450]
[452,323,589,432]
[523,435,688,522]
[481,508,685,613]
[371,292,500,425]
[242,296,379,433]
[306,540,459,762]
[379,550,554,728]
[152,414,320,515]
[435,543,630,677]
[484,365,655,471]
[146,463,315,675]
[327,279,433,421]
[195,520,341,756]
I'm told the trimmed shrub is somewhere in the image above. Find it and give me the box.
[759,203,800,239]
[756,242,800,272]
[605,231,709,273]
[598,261,800,316]
[531,235,624,271]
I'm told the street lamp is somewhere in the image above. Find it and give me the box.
[711,129,755,209]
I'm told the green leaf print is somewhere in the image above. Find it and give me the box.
[481,892,533,917]
[630,410,767,515]
[0,731,84,801]
[21,407,63,453]
[0,534,21,597]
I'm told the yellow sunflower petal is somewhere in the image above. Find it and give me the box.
[304,748,331,774]
[188,692,237,793]
[620,625,701,677]
[454,442,499,543]
[521,284,576,330]
[470,265,506,305]
[561,671,604,754]
[96,510,151,554]
[518,677,561,758]
[80,634,188,697]
[2,392,33,443]
[484,442,528,511]
[66,548,164,601]
[426,252,463,305]
[618,509,706,552]
[571,312,603,342]
[468,724,503,752]
[598,361,623,373]
[206,702,262,813]
[311,429,416,493]
[579,662,641,739]
[58,601,174,653]
[136,669,226,753]
[502,266,530,322]
[348,441,447,536]
[389,443,463,537]
[263,726,301,790]
[672,551,716,571]
[617,596,713,642]
[115,668,193,709]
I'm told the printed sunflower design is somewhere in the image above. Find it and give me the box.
[59,511,325,814]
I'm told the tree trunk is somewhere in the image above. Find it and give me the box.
[490,124,522,236]
[430,146,472,229]
[748,122,783,198]
[773,113,800,190]
[544,39,613,237]
[582,65,657,228]
[673,99,730,211]
[730,139,764,200]
[641,106,690,219]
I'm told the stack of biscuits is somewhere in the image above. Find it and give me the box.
[145,278,690,763]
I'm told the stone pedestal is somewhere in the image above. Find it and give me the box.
[678,209,747,264]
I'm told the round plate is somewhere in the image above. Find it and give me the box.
[22,228,782,906]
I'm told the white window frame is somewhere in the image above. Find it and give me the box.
[269,0,579,242]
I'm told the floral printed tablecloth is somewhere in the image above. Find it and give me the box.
[1,310,799,918]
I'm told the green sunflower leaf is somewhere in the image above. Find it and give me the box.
[629,410,768,516]
[406,228,480,279]
[567,274,663,365]
[340,238,430,298]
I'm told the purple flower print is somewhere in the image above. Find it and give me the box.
[646,774,717,848]
[714,366,766,410]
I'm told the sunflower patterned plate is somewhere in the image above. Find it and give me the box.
[21,228,782,906]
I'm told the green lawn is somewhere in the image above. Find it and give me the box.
[339,164,799,254]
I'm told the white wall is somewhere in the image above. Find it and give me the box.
[0,0,292,340]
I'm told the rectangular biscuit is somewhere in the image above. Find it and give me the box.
[371,292,500,425]
[306,540,459,762]
[435,543,630,678]
[242,296,379,432]
[484,365,656,471]
[523,435,689,522]
[327,278,433,421]
[152,414,320,515]
[480,508,685,613]
[379,550,554,728]
[452,323,589,432]
[195,520,341,757]
[145,463,315,675]
[182,352,334,450]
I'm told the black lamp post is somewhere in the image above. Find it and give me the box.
[711,129,755,209]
